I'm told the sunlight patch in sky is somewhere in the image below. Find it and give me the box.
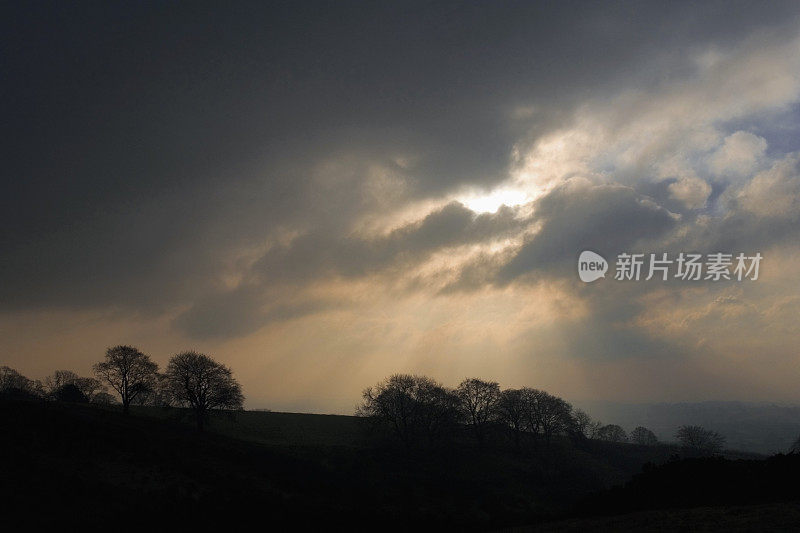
[457,186,531,214]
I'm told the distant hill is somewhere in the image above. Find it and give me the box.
[582,401,800,454]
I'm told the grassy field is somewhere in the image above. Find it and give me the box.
[128,404,762,458]
[127,404,365,447]
[3,399,797,530]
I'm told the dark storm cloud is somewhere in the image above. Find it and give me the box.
[436,181,683,294]
[173,286,337,340]
[684,210,800,258]
[252,202,523,283]
[498,181,680,282]
[175,179,680,338]
[3,0,800,316]
[175,155,800,340]
[174,201,524,337]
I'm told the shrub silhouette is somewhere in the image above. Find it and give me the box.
[53,383,89,403]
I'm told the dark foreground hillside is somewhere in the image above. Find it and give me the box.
[3,399,800,531]
[528,455,800,531]
[515,502,800,532]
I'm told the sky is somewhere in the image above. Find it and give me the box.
[2,1,800,414]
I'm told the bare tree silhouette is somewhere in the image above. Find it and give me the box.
[589,420,605,439]
[93,345,158,415]
[43,370,79,397]
[44,370,107,402]
[0,366,42,399]
[456,378,500,444]
[164,351,244,431]
[790,434,800,454]
[572,409,593,438]
[132,373,173,408]
[523,388,574,445]
[496,388,526,449]
[597,424,628,443]
[630,426,659,445]
[357,374,460,449]
[676,425,725,454]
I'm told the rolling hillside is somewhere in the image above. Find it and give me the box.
[2,399,796,530]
